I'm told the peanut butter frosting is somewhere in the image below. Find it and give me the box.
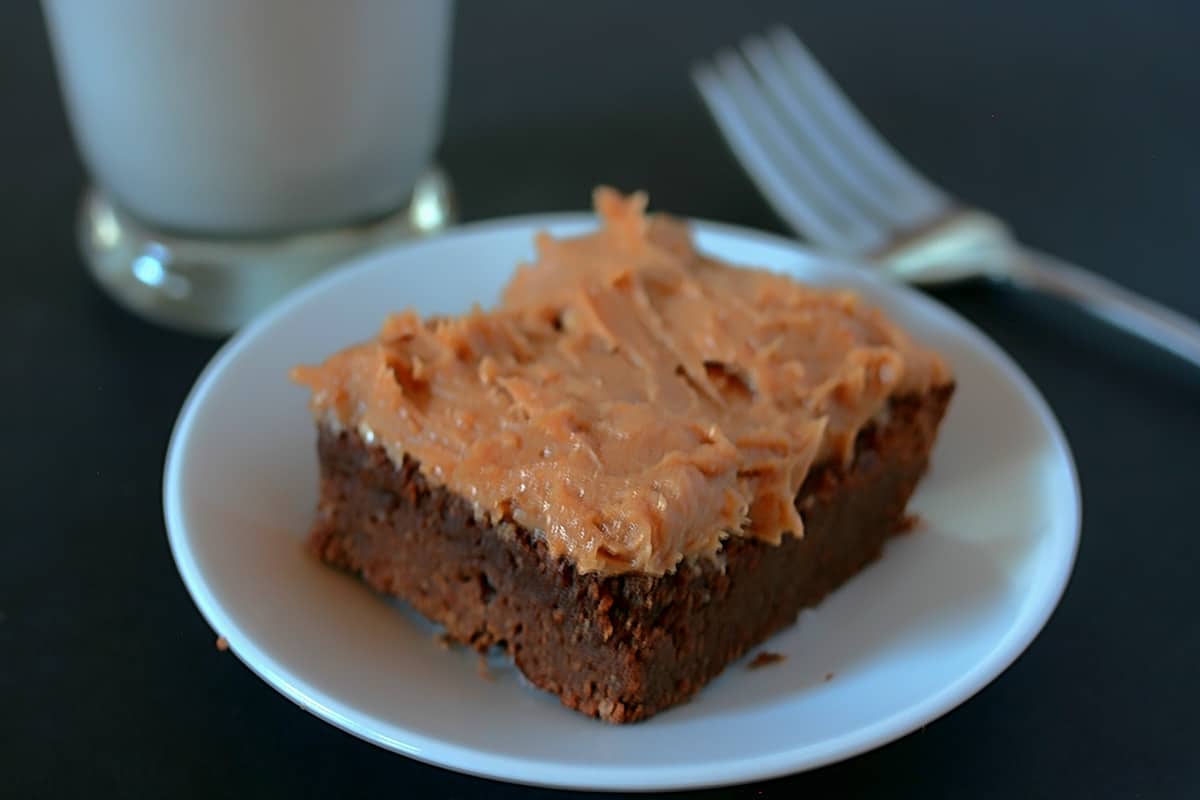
[293,189,951,576]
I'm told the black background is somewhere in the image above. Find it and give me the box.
[4,1,1200,797]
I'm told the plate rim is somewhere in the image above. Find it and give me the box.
[164,211,1081,791]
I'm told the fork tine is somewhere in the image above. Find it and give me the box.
[766,27,949,226]
[692,62,845,250]
[693,56,885,253]
[740,35,910,233]
[712,51,889,253]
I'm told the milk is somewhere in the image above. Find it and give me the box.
[43,0,453,236]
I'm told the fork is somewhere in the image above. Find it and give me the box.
[692,27,1200,369]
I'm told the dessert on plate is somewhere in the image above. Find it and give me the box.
[292,188,954,723]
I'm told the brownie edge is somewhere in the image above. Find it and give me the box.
[308,385,953,723]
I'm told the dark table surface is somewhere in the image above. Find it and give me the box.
[5,1,1199,797]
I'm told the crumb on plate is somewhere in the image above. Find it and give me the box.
[748,651,786,669]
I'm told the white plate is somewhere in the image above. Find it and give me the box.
[164,214,1079,792]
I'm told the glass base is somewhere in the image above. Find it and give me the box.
[79,166,456,336]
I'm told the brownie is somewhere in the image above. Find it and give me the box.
[295,189,956,722]
[308,386,953,723]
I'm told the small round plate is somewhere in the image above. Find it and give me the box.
[164,214,1079,792]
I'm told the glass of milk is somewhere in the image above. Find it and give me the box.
[42,0,456,334]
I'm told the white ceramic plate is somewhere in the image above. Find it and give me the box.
[164,214,1079,792]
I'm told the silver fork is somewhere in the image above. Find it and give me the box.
[692,27,1200,369]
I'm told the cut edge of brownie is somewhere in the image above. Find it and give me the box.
[307,384,954,723]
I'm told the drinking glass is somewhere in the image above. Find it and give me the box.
[43,0,456,333]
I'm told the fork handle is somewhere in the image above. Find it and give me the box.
[1010,247,1200,369]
